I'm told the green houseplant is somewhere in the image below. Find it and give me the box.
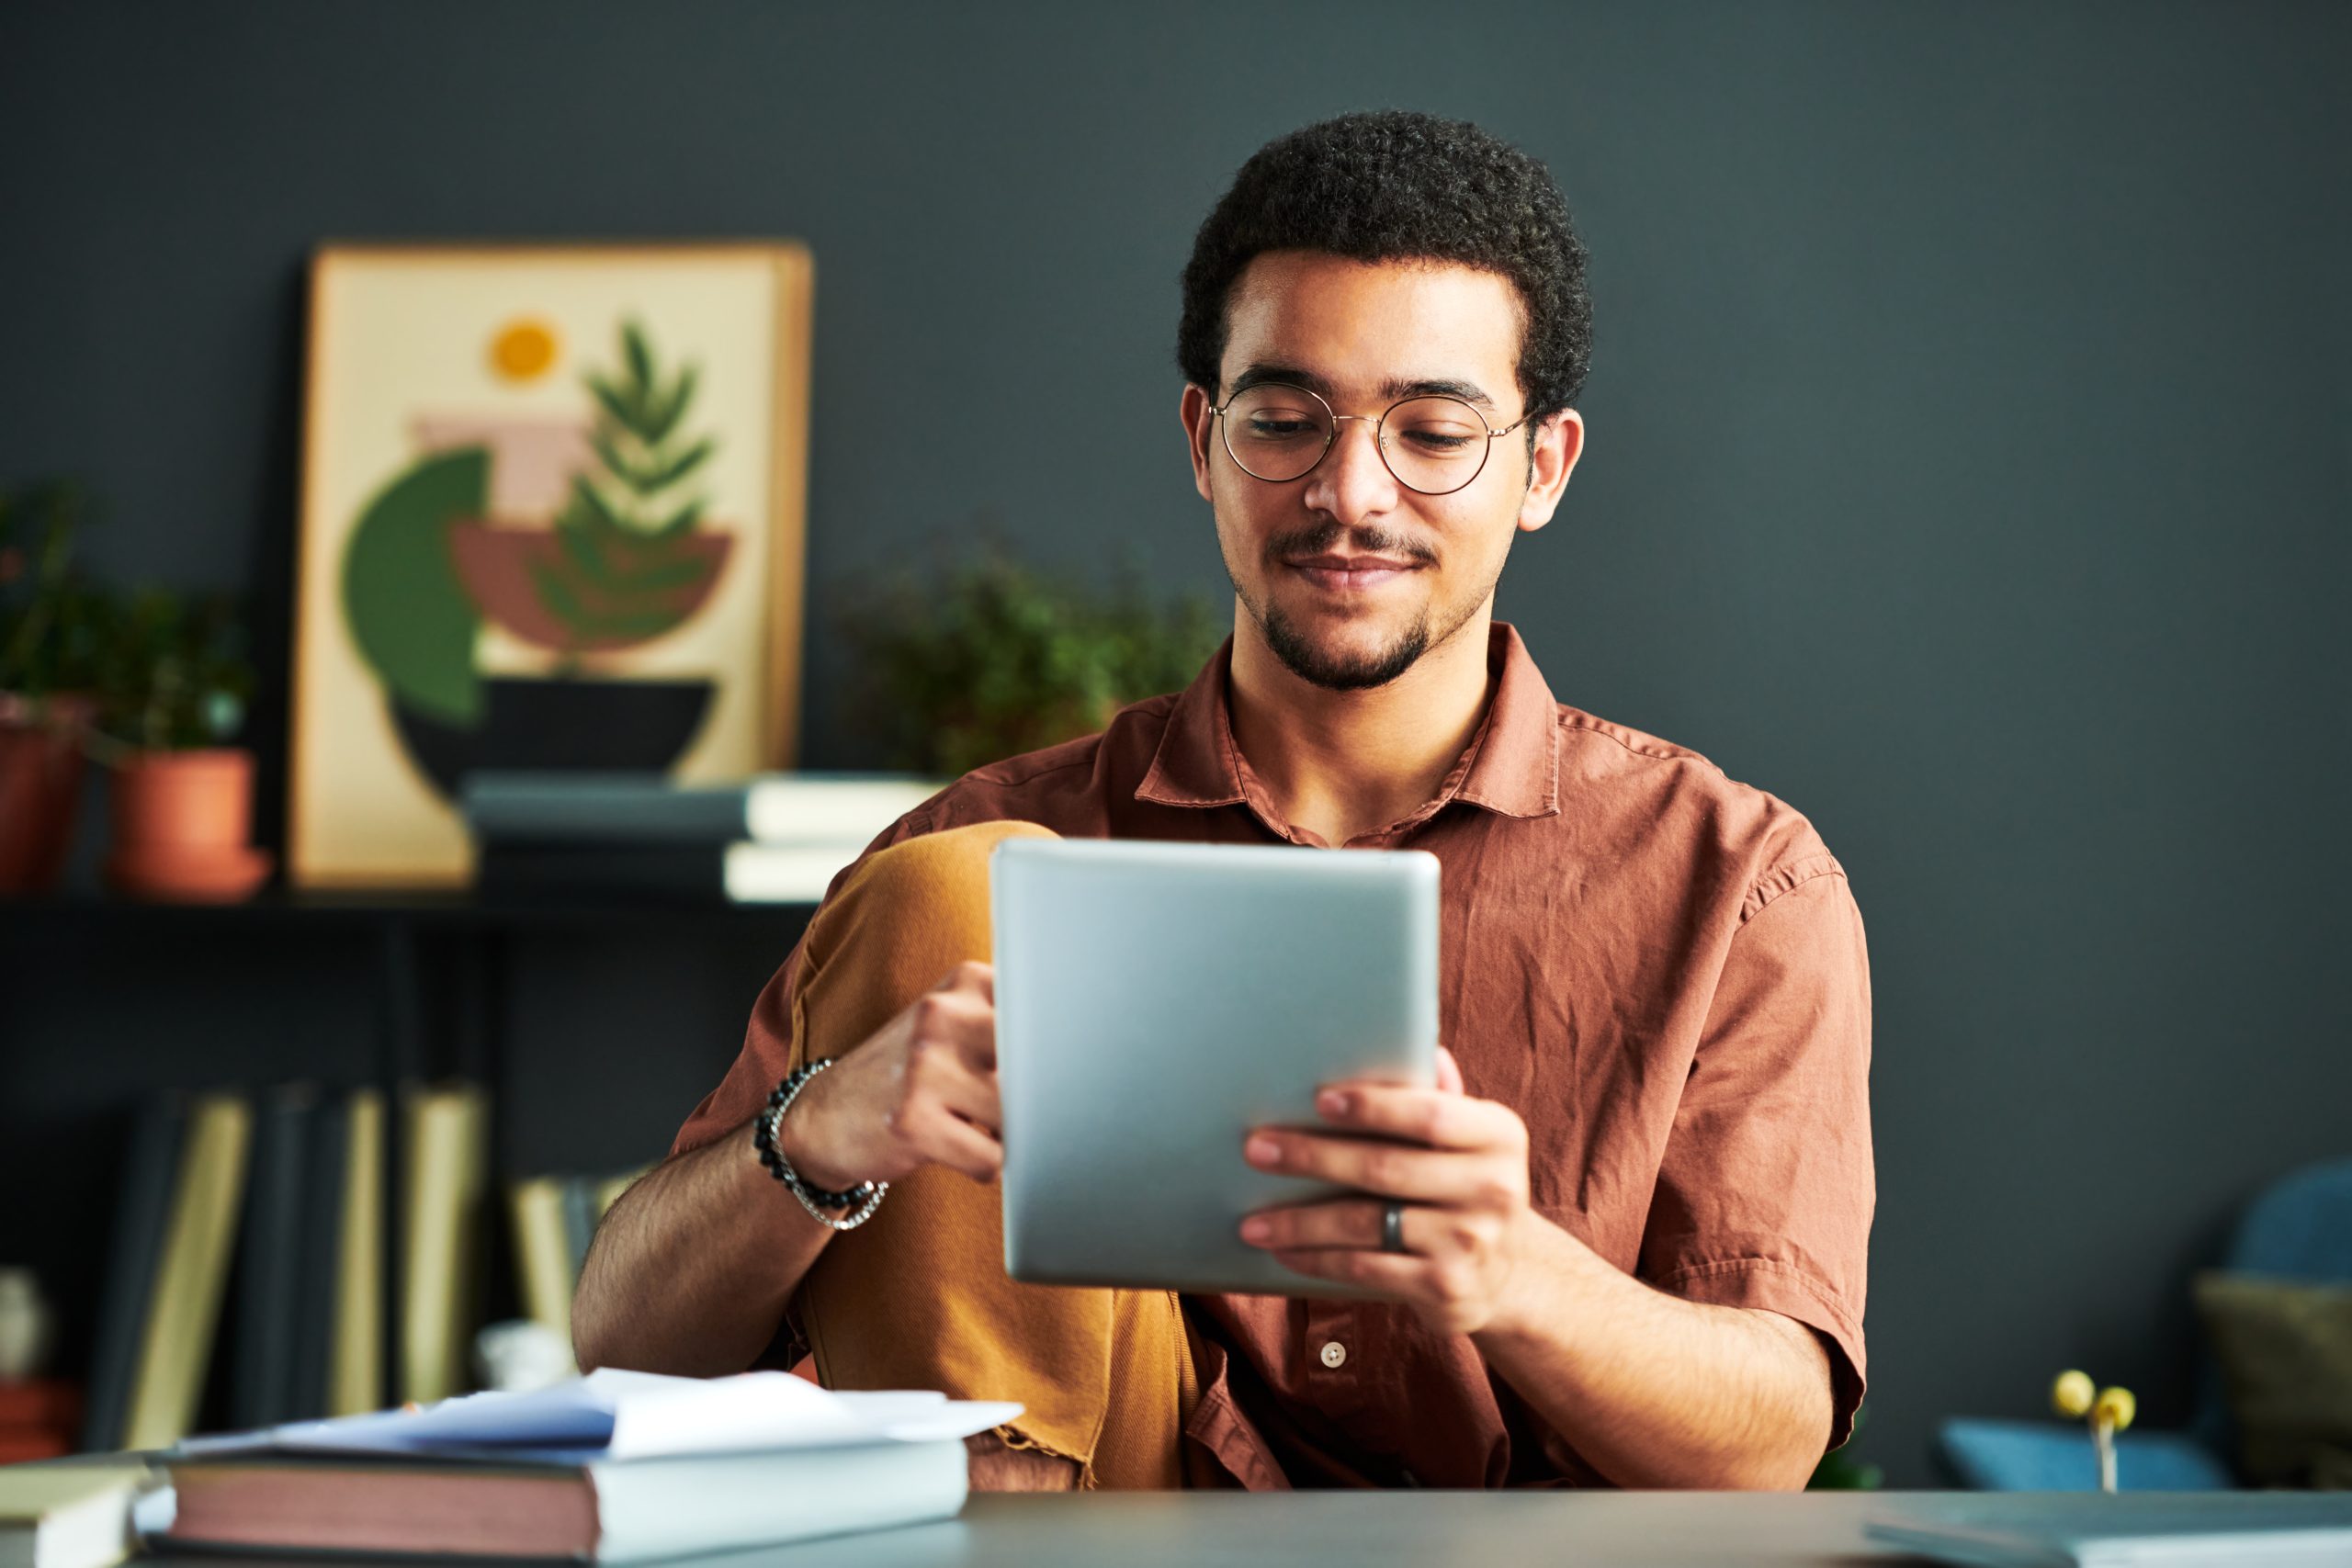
[842,542,1224,779]
[0,481,110,893]
[87,587,268,901]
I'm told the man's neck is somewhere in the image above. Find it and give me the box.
[1226,608,1498,847]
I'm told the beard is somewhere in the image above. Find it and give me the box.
[1223,517,1492,693]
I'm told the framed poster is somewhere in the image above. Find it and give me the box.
[289,243,811,886]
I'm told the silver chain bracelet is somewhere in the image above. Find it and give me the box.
[753,1057,888,1231]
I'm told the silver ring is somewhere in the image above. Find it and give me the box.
[1381,1201,1408,1254]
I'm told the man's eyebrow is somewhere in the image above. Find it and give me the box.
[1225,363,1498,412]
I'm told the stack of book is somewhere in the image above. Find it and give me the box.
[462,772,946,905]
[82,1081,490,1452]
[157,1369,1021,1561]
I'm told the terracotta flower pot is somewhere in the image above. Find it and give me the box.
[106,747,272,902]
[0,694,94,896]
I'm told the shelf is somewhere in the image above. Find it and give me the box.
[1,886,822,929]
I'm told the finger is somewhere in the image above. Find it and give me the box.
[1243,1130,1491,1203]
[1434,1044,1464,1096]
[927,1057,1003,1134]
[1239,1199,1399,1253]
[932,958,995,1002]
[913,989,999,1069]
[915,1104,1004,1182]
[1264,1245,1426,1298]
[1313,1081,1522,1152]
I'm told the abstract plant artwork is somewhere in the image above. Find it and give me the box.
[291,245,812,886]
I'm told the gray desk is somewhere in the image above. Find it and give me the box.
[686,1492,2352,1567]
[130,1486,2352,1566]
[744,1492,1902,1564]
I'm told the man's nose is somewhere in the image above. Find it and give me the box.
[1301,415,1399,523]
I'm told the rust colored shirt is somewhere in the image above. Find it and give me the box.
[674,621,1872,1489]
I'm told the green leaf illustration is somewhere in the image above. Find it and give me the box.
[650,499,704,539]
[641,365,698,447]
[641,438,713,491]
[342,447,487,724]
[586,373,640,435]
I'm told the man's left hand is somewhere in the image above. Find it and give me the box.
[1238,1045,1550,1337]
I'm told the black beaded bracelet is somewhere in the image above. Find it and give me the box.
[752,1059,888,1229]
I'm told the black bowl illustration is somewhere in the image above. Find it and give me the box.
[389,675,717,802]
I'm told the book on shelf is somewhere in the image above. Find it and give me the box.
[397,1082,491,1407]
[460,772,944,848]
[229,1084,315,1431]
[82,1094,183,1453]
[85,1086,387,1454]
[163,1368,1019,1562]
[0,1463,154,1568]
[478,841,868,905]
[327,1088,387,1417]
[83,1091,254,1453]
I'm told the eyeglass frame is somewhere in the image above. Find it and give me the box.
[1208,380,1534,496]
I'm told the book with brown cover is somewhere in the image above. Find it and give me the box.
[165,1441,969,1563]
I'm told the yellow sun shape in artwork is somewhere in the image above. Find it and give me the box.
[488,318,560,382]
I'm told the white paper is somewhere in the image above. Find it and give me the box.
[176,1368,1021,1461]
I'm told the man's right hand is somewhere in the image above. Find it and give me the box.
[777,959,1004,1191]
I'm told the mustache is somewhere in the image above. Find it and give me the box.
[1261,520,1439,567]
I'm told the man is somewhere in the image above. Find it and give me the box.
[573,110,1872,1493]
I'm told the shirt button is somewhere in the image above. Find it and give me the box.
[1318,1340,1348,1369]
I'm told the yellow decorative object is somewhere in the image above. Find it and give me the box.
[489,318,560,382]
[2094,1386,2136,1432]
[2051,1370,2095,1417]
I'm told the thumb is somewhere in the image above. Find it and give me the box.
[1434,1044,1464,1095]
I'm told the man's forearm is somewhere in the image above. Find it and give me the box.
[1474,1221,1833,1490]
[571,1120,834,1377]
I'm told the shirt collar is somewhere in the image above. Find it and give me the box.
[1134,621,1560,821]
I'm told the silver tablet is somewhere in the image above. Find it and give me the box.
[990,837,1439,1295]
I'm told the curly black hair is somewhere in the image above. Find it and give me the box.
[1178,110,1592,420]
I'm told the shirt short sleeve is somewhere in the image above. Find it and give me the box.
[1637,865,1874,1450]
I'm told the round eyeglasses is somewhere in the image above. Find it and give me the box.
[1211,382,1530,496]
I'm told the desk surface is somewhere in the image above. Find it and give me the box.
[752,1492,1900,1565]
[129,1487,2352,1567]
[605,1491,2352,1567]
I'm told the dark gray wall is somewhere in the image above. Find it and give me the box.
[5,1,2347,1486]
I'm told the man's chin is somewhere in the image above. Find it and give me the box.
[1261,607,1431,692]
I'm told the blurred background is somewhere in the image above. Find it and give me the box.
[2,1,2346,1487]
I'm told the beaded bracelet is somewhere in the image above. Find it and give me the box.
[752,1058,888,1230]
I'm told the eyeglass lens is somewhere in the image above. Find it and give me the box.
[1221,385,1493,495]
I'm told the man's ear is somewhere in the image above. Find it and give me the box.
[1181,384,1216,503]
[1517,409,1585,535]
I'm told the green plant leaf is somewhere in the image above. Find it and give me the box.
[554,511,620,588]
[586,373,644,438]
[641,437,714,491]
[622,321,654,400]
[650,499,703,539]
[342,447,487,724]
[529,558,592,642]
[567,473,632,536]
[607,552,709,593]
[641,364,699,446]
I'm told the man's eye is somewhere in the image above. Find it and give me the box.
[1245,418,1319,440]
[1397,428,1478,454]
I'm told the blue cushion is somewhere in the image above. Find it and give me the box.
[1936,1418,2237,1491]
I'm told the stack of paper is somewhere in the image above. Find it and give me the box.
[160,1368,1020,1562]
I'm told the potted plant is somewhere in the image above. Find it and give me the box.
[88,587,270,901]
[841,539,1224,778]
[0,481,111,894]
